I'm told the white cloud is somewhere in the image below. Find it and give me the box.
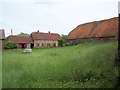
[0,0,34,3]
[1,0,119,37]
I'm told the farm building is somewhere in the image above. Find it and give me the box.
[31,31,60,48]
[8,35,34,49]
[67,17,118,45]
[0,29,5,50]
[7,31,60,48]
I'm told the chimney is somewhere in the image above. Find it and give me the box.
[48,31,50,33]
[11,29,13,35]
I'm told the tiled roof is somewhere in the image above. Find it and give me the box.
[31,32,60,41]
[8,35,33,44]
[0,29,5,39]
[68,17,118,39]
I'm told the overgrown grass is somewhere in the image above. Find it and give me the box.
[2,41,118,88]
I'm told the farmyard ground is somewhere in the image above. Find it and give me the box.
[2,41,118,88]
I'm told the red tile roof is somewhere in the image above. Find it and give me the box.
[31,32,60,41]
[8,35,33,44]
[91,17,118,37]
[68,17,118,39]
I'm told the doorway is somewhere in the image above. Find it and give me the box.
[22,44,25,49]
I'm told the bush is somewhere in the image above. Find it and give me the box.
[5,41,17,49]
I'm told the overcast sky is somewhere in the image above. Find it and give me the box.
[0,0,119,37]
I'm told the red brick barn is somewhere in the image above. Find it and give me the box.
[67,17,118,45]
[8,35,33,49]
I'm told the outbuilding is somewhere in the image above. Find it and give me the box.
[67,17,118,45]
[8,35,34,49]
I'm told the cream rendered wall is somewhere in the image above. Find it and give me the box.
[34,40,59,48]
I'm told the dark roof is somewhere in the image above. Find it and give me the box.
[31,32,60,41]
[8,35,33,44]
[68,17,118,39]
[0,29,5,39]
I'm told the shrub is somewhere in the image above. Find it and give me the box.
[58,39,64,47]
[5,41,17,49]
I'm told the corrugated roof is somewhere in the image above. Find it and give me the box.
[31,32,60,41]
[8,35,33,44]
[0,29,5,39]
[68,17,118,39]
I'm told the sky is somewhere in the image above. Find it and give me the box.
[0,0,119,37]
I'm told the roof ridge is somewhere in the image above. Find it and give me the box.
[9,35,30,37]
[31,32,59,35]
[68,17,118,39]
[77,17,118,27]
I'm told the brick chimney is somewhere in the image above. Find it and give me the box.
[48,31,50,33]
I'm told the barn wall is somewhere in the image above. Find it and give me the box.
[67,36,116,45]
[67,38,97,45]
[34,40,58,48]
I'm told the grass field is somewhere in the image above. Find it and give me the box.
[2,41,118,88]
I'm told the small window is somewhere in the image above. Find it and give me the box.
[36,43,39,47]
[42,43,44,46]
[47,43,50,47]
[53,43,56,47]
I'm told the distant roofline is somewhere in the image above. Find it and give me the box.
[31,32,60,35]
[7,35,31,38]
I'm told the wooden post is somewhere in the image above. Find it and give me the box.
[118,13,120,60]
[117,2,120,88]
[118,2,120,62]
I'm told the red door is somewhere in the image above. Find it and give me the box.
[24,44,26,48]
[18,44,22,48]
[99,38,105,42]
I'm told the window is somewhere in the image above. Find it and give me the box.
[42,43,44,46]
[47,43,50,47]
[53,43,56,47]
[36,43,39,47]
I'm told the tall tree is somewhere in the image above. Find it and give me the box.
[58,34,67,47]
[18,32,29,36]
[61,34,67,45]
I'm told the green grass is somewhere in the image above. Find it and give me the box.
[2,41,118,88]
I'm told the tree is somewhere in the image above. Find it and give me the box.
[18,32,29,36]
[58,38,64,47]
[58,34,67,47]
[61,34,67,45]
[5,41,17,49]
